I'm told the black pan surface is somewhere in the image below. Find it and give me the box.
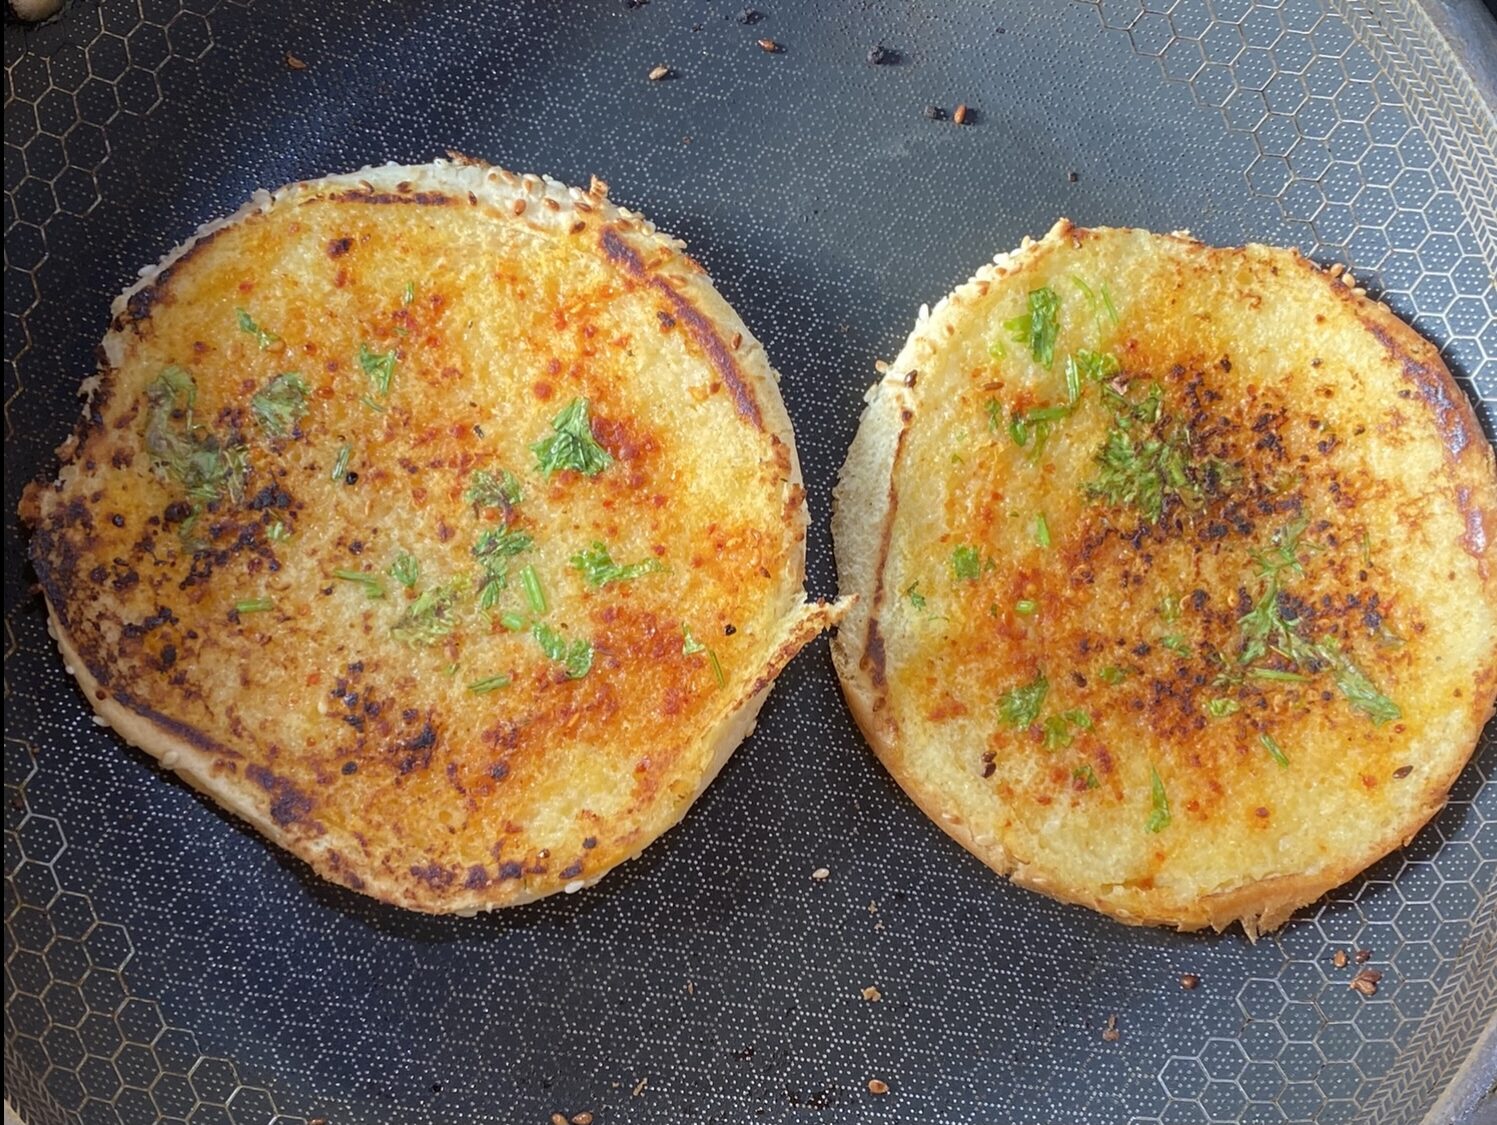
[5,2,1495,1122]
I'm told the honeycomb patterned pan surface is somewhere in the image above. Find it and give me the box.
[4,2,1494,1123]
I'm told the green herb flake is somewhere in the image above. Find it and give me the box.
[533,397,612,477]
[904,581,927,611]
[467,675,511,695]
[236,308,279,350]
[478,578,505,612]
[951,545,983,581]
[357,344,397,398]
[1098,665,1129,685]
[1206,697,1240,718]
[1043,715,1074,749]
[1004,286,1061,368]
[1033,513,1052,549]
[266,519,291,542]
[234,597,273,615]
[1248,666,1310,683]
[534,622,593,679]
[144,367,248,513]
[1014,599,1038,616]
[1160,634,1192,657]
[402,281,415,306]
[1073,765,1101,790]
[997,673,1048,729]
[571,541,666,588]
[250,372,309,438]
[499,612,527,632]
[1060,708,1093,730]
[333,568,384,600]
[1145,765,1171,833]
[680,625,725,689]
[984,398,1004,435]
[1320,639,1402,725]
[519,564,547,615]
[473,525,534,567]
[464,468,524,512]
[1259,732,1290,768]
[1070,349,1121,386]
[331,444,353,483]
[392,582,461,646]
[389,552,420,589]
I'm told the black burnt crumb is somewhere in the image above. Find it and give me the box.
[582,836,598,849]
[349,661,364,674]
[1068,171,1079,183]
[1392,764,1413,779]
[1132,642,1152,657]
[561,860,583,879]
[866,43,894,65]
[110,513,125,528]
[488,763,510,781]
[1189,589,1209,612]
[724,624,736,635]
[344,472,359,485]
[402,708,419,722]
[349,539,364,555]
[736,6,761,23]
[158,644,176,671]
[923,104,945,120]
[341,760,358,775]
[163,500,193,524]
[90,565,108,584]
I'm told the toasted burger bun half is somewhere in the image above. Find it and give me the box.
[833,220,1496,937]
[24,156,846,914]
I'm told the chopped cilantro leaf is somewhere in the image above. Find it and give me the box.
[357,344,397,398]
[1033,513,1051,549]
[904,581,927,611]
[464,468,524,512]
[533,397,612,477]
[1206,697,1240,718]
[1319,638,1402,724]
[250,372,309,438]
[571,542,665,588]
[951,545,983,581]
[144,367,247,512]
[998,673,1048,728]
[333,569,384,599]
[402,281,415,306]
[1145,765,1171,833]
[331,444,352,482]
[1014,599,1038,616]
[1098,665,1129,685]
[534,622,593,679]
[236,308,278,349]
[1160,634,1192,657]
[234,597,273,614]
[1259,732,1290,768]
[389,552,420,589]
[1004,286,1061,368]
[473,526,534,568]
[392,582,461,646]
[266,519,291,542]
[681,624,726,689]
[467,675,511,695]
[1072,765,1100,790]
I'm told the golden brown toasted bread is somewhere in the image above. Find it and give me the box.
[833,220,1497,936]
[24,157,845,914]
